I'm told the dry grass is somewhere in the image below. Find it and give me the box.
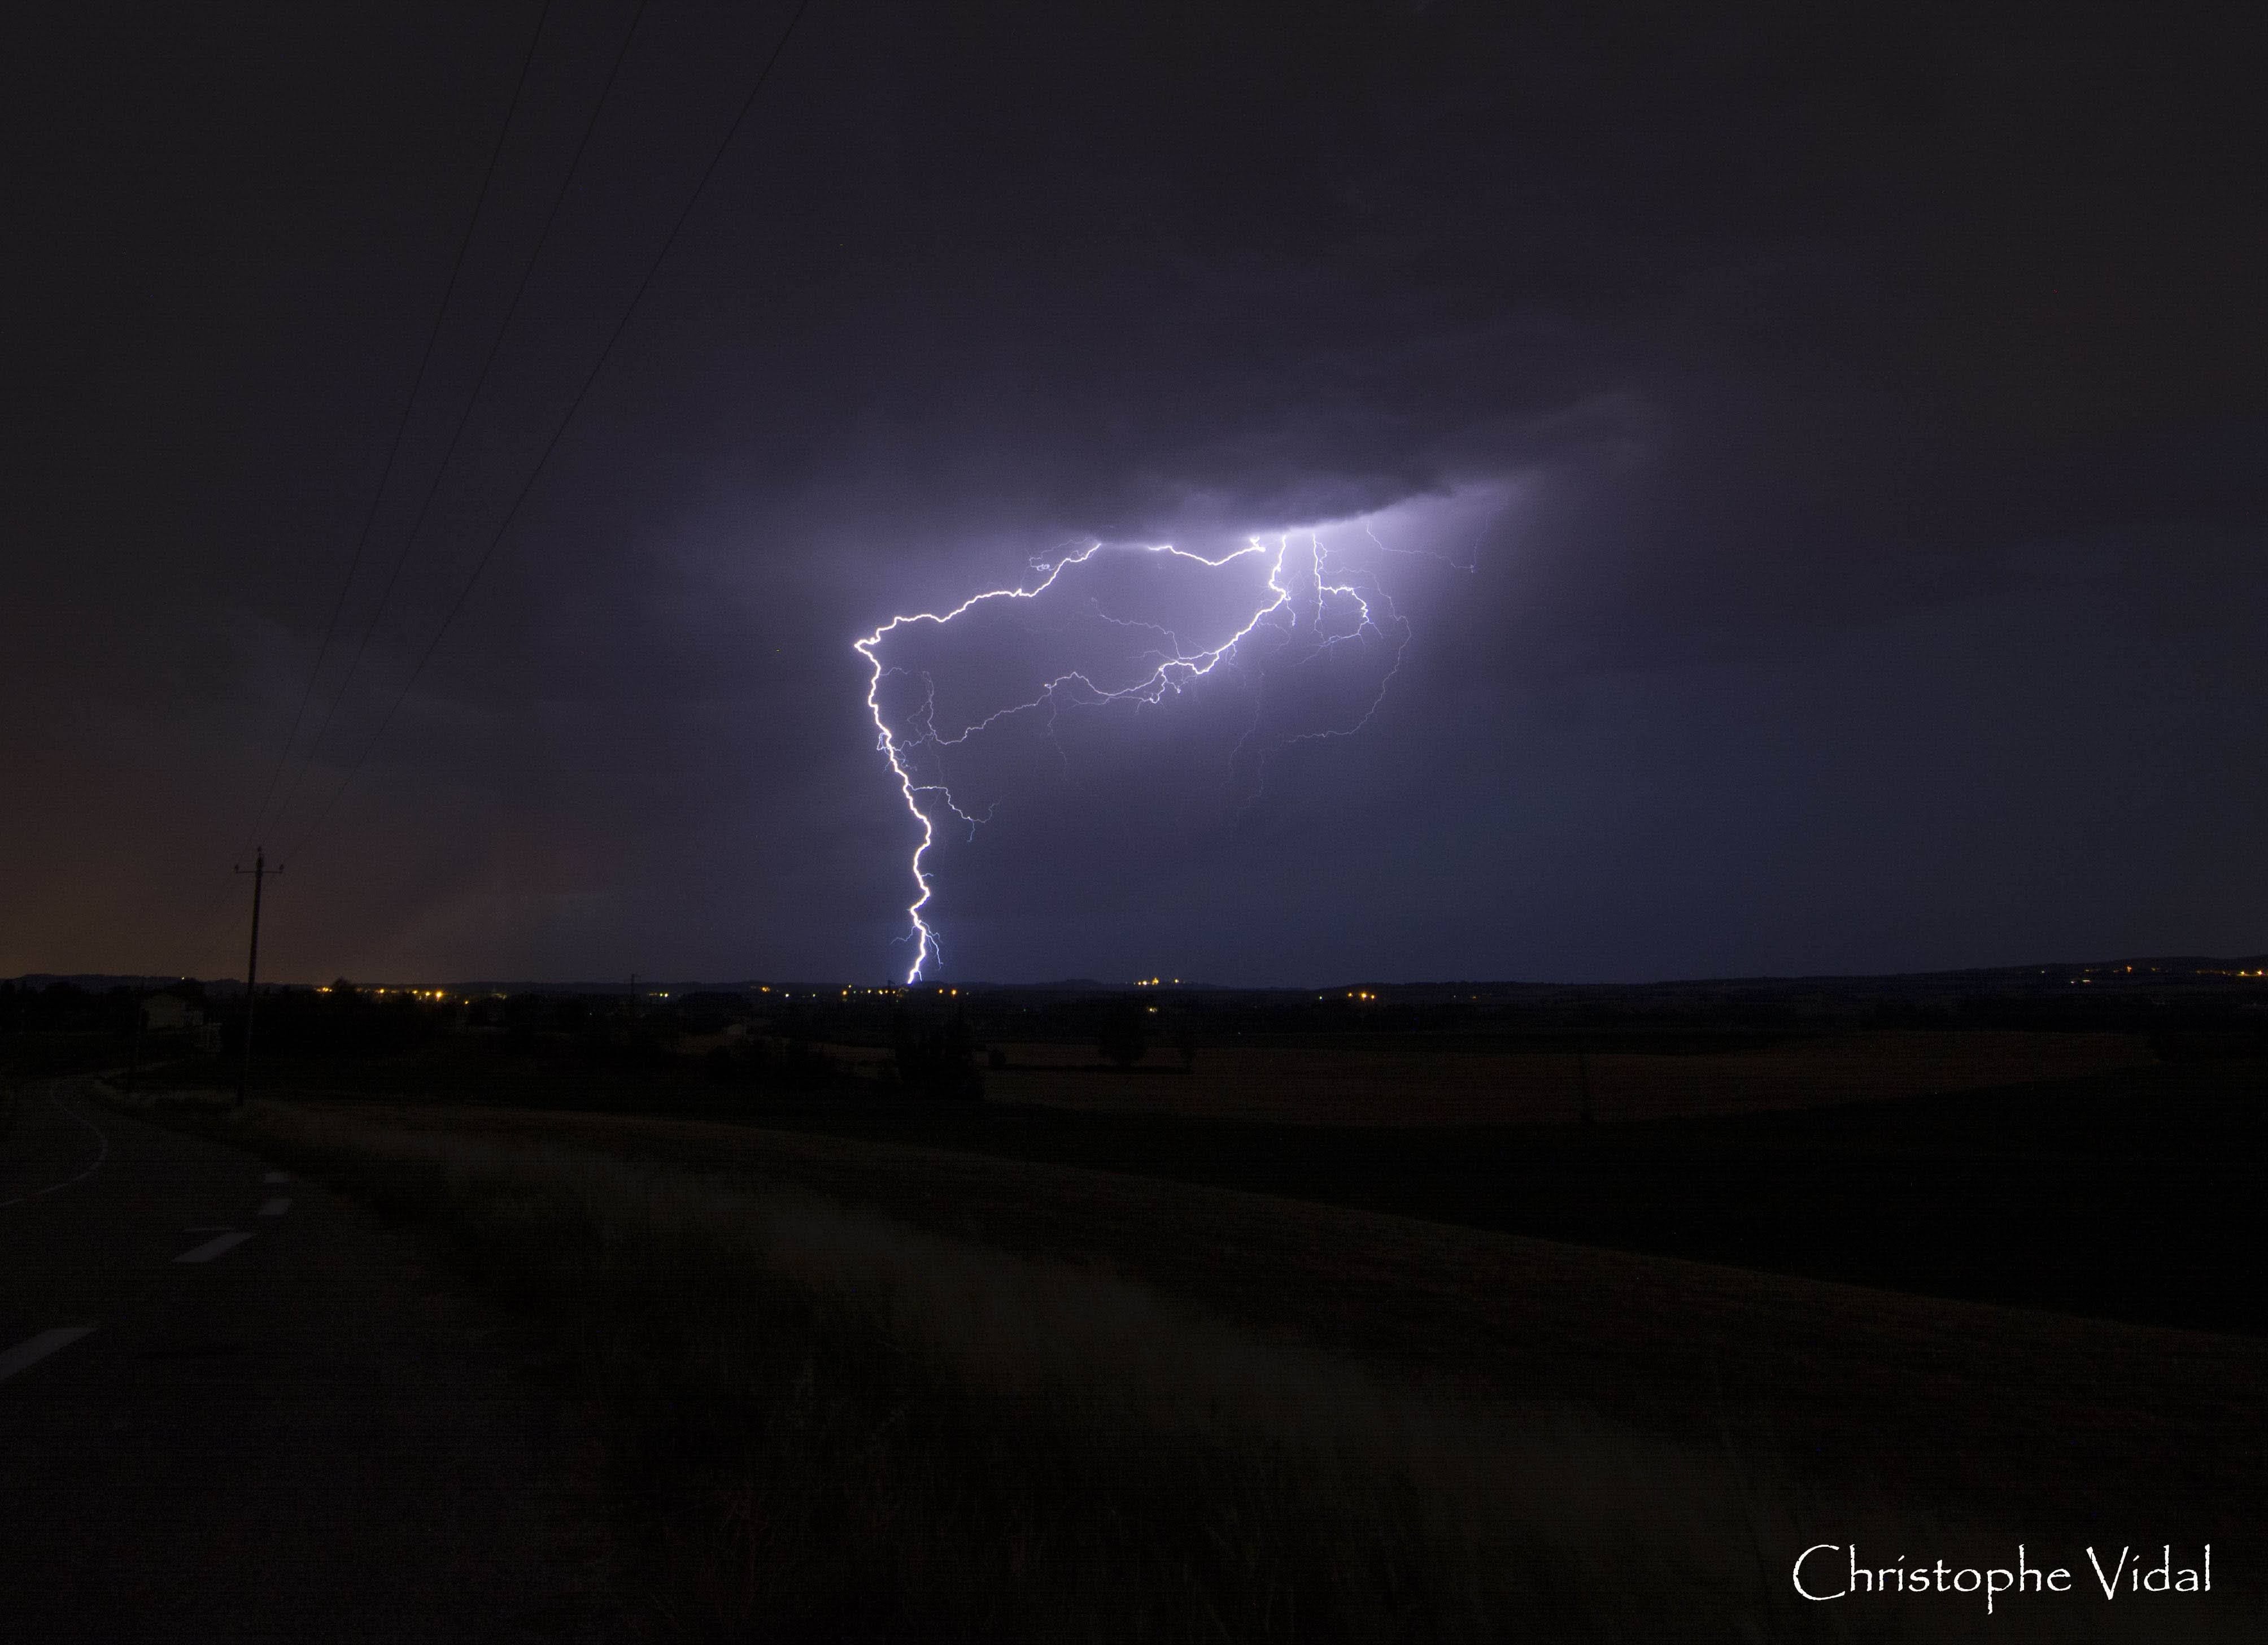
[986,1030,2155,1125]
[293,1099,2268,1528]
[105,1087,2263,1642]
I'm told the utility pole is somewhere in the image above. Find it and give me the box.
[234,849,278,1107]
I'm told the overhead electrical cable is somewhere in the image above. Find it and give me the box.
[176,868,251,978]
[237,0,556,861]
[267,0,653,849]
[283,0,813,869]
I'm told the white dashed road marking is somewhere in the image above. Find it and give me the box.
[175,1232,252,1264]
[259,1197,291,1217]
[0,1326,97,1385]
[0,1094,111,1209]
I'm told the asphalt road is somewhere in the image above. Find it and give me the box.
[1,1082,630,1643]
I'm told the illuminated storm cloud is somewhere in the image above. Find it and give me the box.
[854,502,1485,982]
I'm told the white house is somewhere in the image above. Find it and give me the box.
[141,993,204,1032]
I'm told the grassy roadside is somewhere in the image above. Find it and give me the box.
[94,1086,2254,1642]
[152,1039,2268,1335]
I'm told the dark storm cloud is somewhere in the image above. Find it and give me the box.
[3,1,2262,982]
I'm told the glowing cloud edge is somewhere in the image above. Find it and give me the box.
[854,529,1409,984]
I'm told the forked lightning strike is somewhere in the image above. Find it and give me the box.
[855,532,1408,982]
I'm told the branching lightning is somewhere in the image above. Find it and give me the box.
[854,528,1415,983]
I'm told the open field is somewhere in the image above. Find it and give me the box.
[282,1096,2266,1531]
[108,1036,2268,1333]
[101,1084,2267,1640]
[59,1008,2265,1634]
[981,1029,2157,1124]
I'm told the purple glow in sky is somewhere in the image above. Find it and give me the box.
[856,508,1447,979]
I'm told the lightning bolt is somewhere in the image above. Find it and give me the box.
[1364,519,1478,574]
[854,529,1412,983]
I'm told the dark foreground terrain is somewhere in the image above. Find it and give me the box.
[8,995,2265,1640]
[197,1034,2268,1334]
[295,1093,2268,1530]
[0,1084,627,1642]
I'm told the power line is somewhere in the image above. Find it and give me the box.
[268,0,655,849]
[284,0,813,869]
[178,868,251,978]
[131,3,548,974]
[238,0,556,860]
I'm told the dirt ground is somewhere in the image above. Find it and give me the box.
[981,1028,2156,1124]
[299,1099,2262,1538]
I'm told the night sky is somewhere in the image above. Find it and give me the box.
[4,2,2262,986]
